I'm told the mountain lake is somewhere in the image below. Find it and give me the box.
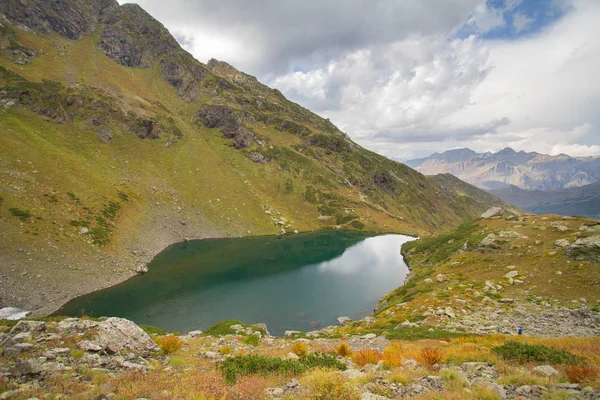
[56,231,414,336]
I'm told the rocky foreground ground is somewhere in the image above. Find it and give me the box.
[1,317,599,400]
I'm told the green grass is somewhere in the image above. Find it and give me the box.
[402,220,485,263]
[492,341,579,365]
[203,320,267,337]
[385,325,471,341]
[243,333,260,346]
[300,352,346,370]
[139,324,172,336]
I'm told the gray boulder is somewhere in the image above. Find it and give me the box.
[570,236,600,249]
[532,365,559,377]
[481,207,503,218]
[94,318,159,356]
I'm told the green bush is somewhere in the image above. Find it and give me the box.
[350,220,365,230]
[9,208,31,221]
[220,352,346,384]
[220,355,306,384]
[300,352,347,371]
[492,341,579,365]
[243,333,260,346]
[204,320,267,337]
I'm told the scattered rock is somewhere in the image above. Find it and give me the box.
[248,151,266,164]
[532,365,559,378]
[337,316,352,326]
[498,231,528,239]
[570,236,600,250]
[481,207,503,218]
[504,271,519,279]
[444,307,456,318]
[480,234,497,247]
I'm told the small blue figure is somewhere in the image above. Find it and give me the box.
[518,327,523,335]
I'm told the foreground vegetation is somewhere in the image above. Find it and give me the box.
[1,316,598,399]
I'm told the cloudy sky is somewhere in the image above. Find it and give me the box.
[122,0,600,160]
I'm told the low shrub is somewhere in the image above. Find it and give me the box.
[303,368,360,400]
[220,352,346,384]
[564,364,598,384]
[292,341,308,356]
[336,342,352,357]
[243,333,260,346]
[9,208,31,221]
[220,355,306,384]
[440,369,466,390]
[382,341,404,368]
[498,372,548,387]
[155,335,182,354]
[204,320,245,336]
[204,320,267,337]
[352,349,382,367]
[219,346,232,355]
[169,355,186,367]
[301,352,347,371]
[418,348,444,370]
[492,342,579,365]
[389,371,410,385]
[471,385,501,400]
[70,349,84,359]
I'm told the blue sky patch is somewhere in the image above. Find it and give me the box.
[457,0,571,40]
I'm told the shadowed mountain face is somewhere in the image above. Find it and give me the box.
[488,182,600,219]
[0,0,508,313]
[406,148,600,191]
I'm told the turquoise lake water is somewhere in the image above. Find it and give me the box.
[56,231,413,336]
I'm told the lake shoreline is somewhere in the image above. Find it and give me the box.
[53,230,413,331]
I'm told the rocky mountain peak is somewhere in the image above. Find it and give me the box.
[407,147,600,191]
[0,0,118,39]
[98,2,181,68]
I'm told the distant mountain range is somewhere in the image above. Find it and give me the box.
[488,182,600,219]
[405,148,600,219]
[405,147,600,191]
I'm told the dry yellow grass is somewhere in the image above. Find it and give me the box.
[291,341,308,357]
[417,348,444,370]
[382,341,404,368]
[155,335,183,354]
[351,349,382,367]
[335,342,352,357]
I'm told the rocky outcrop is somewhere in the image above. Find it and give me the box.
[443,304,600,337]
[197,104,256,149]
[0,0,118,40]
[98,4,176,67]
[0,317,161,386]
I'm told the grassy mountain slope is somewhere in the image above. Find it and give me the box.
[488,182,600,219]
[0,0,509,314]
[337,214,600,341]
